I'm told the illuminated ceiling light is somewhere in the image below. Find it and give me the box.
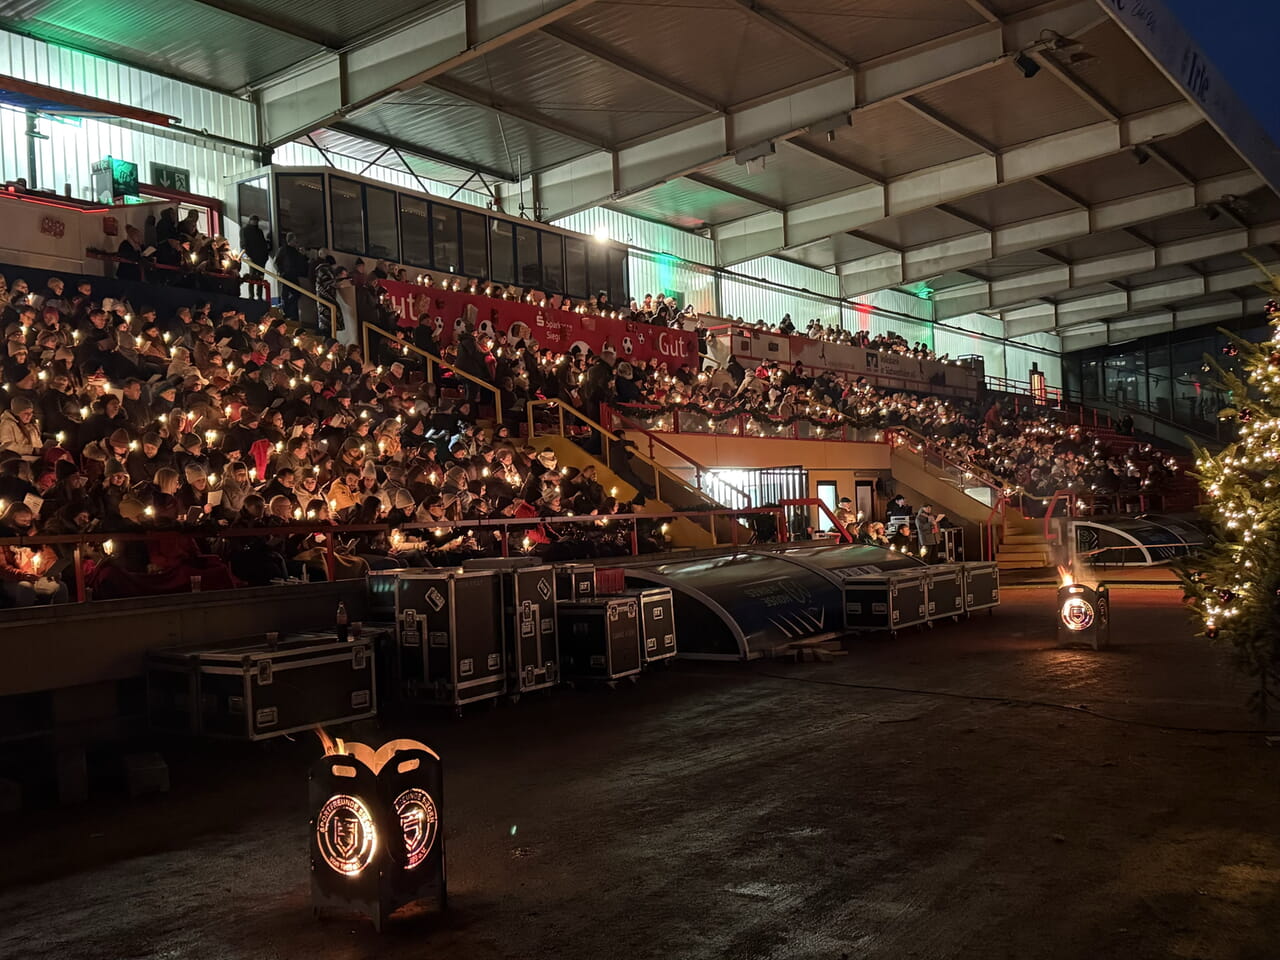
[592,224,610,243]
[1012,52,1041,79]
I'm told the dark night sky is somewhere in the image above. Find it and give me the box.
[1163,0,1280,142]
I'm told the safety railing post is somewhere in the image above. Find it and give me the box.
[74,539,85,603]
[629,518,639,556]
[325,534,336,582]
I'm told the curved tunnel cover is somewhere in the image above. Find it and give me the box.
[626,552,844,659]
[751,543,928,581]
[1074,516,1203,565]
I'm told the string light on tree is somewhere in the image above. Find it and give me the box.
[1180,262,1280,715]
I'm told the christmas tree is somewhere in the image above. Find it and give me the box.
[1181,266,1280,715]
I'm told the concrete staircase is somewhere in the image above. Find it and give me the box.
[536,435,717,549]
[997,514,1053,571]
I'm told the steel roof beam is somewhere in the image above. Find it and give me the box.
[933,214,1280,321]
[899,97,998,156]
[189,0,337,50]
[255,0,599,147]
[425,75,614,151]
[835,168,1264,298]
[726,0,855,71]
[780,140,886,186]
[711,100,1202,266]
[539,25,724,114]
[1055,294,1268,347]
[534,0,1109,219]
[684,173,785,214]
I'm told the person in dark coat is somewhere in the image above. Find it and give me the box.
[240,216,271,300]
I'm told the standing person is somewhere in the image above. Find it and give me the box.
[914,504,943,563]
[240,216,271,300]
[274,233,308,321]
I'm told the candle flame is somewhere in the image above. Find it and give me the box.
[314,726,346,756]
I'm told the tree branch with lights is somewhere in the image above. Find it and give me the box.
[1180,273,1280,715]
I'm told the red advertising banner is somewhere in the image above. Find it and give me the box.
[380,281,698,369]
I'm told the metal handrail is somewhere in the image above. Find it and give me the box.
[238,255,341,319]
[525,398,734,511]
[605,404,753,508]
[362,322,503,414]
[886,426,1006,495]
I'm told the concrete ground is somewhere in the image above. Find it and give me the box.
[2,587,1279,960]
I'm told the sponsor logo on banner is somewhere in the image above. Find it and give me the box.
[380,280,698,369]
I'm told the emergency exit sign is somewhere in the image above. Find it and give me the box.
[150,162,190,192]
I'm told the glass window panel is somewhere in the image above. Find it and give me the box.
[515,224,541,287]
[364,185,398,261]
[564,236,587,299]
[275,174,325,251]
[459,211,487,279]
[431,203,460,272]
[399,195,431,267]
[587,242,608,302]
[607,247,627,308]
[330,177,364,254]
[490,218,515,283]
[541,232,564,293]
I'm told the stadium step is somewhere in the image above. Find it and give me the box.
[533,435,717,549]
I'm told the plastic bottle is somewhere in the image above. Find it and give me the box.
[336,600,349,642]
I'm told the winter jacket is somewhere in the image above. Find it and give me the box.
[0,409,41,455]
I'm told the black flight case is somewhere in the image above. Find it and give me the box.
[623,587,677,665]
[147,634,376,740]
[395,570,506,711]
[464,559,560,696]
[556,597,643,683]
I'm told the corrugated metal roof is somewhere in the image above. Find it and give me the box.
[1043,153,1184,206]
[1042,231,1148,263]
[1240,186,1280,226]
[1056,19,1183,118]
[976,250,1070,280]
[208,0,452,49]
[912,62,1105,152]
[767,0,982,63]
[0,0,324,89]
[354,87,596,178]
[1159,122,1250,182]
[609,176,771,228]
[1129,212,1233,247]
[987,0,1061,14]
[856,207,980,250]
[1119,264,1198,289]
[445,36,704,146]
[562,0,829,108]
[794,100,981,180]
[694,148,869,209]
[944,179,1080,228]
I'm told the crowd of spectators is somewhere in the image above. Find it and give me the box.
[0,260,1185,607]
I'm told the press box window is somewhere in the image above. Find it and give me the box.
[564,236,588,299]
[490,219,515,284]
[542,232,564,293]
[431,204,460,273]
[276,174,326,251]
[399,195,431,267]
[365,185,399,261]
[330,177,364,254]
[459,211,488,279]
[515,224,541,288]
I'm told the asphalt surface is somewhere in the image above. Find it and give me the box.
[2,586,1278,960]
